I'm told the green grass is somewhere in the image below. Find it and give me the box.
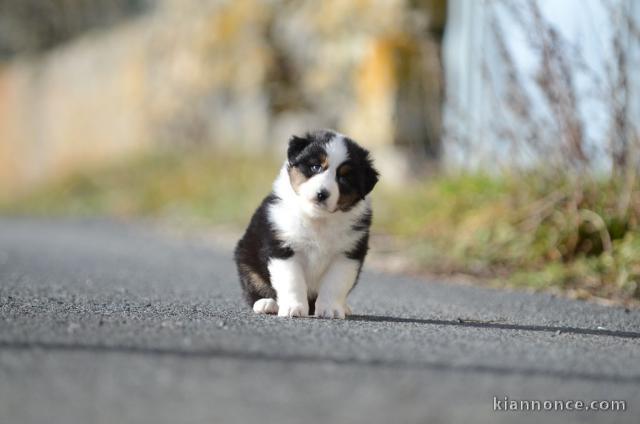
[3,149,639,305]
[1,150,278,227]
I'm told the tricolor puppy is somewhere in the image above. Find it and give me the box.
[234,129,379,318]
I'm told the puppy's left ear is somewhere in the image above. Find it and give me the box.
[359,159,379,199]
[287,135,311,163]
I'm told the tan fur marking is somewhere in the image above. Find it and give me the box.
[338,163,352,176]
[320,155,329,170]
[288,166,308,194]
[337,191,361,212]
[240,264,271,293]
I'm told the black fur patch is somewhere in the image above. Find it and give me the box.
[234,194,293,306]
[335,137,379,211]
[345,232,369,261]
[344,212,372,293]
[287,130,335,164]
[342,137,379,200]
[346,205,372,262]
[286,131,336,194]
[351,210,373,232]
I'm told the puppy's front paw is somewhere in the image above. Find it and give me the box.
[253,298,278,314]
[277,301,309,318]
[315,302,347,319]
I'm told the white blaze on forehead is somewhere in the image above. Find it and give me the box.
[324,135,349,169]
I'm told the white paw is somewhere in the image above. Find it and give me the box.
[253,298,279,314]
[315,302,347,319]
[345,304,352,316]
[277,301,309,318]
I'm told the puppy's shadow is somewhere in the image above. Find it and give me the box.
[346,314,640,339]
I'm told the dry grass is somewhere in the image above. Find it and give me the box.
[374,172,640,305]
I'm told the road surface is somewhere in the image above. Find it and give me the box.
[1,217,639,423]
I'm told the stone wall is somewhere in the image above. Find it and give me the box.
[0,0,446,196]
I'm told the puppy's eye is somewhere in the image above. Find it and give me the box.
[310,164,322,173]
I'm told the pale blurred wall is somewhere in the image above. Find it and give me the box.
[0,18,151,194]
[443,0,640,172]
[0,0,446,198]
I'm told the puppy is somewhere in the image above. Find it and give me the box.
[234,129,379,318]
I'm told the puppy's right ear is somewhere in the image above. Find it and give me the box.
[287,135,310,163]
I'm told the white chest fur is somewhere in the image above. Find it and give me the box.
[269,165,368,294]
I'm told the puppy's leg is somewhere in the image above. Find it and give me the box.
[268,258,309,317]
[315,257,360,319]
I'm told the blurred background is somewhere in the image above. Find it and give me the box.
[0,0,639,305]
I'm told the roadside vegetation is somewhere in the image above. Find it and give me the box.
[1,151,276,227]
[375,171,640,305]
[3,150,639,306]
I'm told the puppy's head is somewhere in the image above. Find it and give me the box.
[286,129,379,217]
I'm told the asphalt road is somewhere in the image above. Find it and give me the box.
[1,217,639,424]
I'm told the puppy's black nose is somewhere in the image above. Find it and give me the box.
[316,189,330,202]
